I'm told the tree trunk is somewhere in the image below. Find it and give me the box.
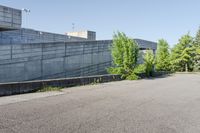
[185,63,188,72]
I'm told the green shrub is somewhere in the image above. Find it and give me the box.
[144,50,155,77]
[155,39,171,71]
[107,32,139,80]
[126,72,139,80]
[133,64,146,74]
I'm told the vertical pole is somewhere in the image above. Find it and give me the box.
[185,63,188,72]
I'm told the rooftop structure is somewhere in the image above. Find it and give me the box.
[66,31,96,41]
[0,5,22,31]
[0,28,88,45]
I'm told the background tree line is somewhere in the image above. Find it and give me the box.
[157,27,200,72]
[108,27,200,80]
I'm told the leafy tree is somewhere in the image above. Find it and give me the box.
[170,44,183,71]
[193,27,200,71]
[108,32,139,80]
[155,39,171,71]
[194,27,200,47]
[193,48,200,71]
[144,50,155,77]
[170,34,194,72]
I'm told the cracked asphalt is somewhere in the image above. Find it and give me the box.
[0,74,200,133]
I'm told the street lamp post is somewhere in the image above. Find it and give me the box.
[22,8,31,28]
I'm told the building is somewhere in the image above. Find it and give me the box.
[0,4,157,83]
[0,5,21,30]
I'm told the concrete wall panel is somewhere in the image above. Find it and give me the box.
[0,39,156,83]
[42,58,64,78]
[0,63,25,82]
[24,60,42,80]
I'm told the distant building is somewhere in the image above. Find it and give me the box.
[0,5,92,44]
[66,31,96,41]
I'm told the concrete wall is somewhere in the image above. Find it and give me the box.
[0,74,121,96]
[0,5,21,30]
[0,28,87,45]
[0,39,156,83]
[0,40,112,83]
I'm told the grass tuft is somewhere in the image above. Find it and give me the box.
[37,86,63,92]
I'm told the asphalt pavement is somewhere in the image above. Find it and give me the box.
[0,74,200,133]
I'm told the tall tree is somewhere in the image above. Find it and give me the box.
[155,39,171,71]
[170,34,194,72]
[193,48,200,71]
[193,27,200,71]
[108,32,139,79]
[194,27,200,47]
[144,50,155,77]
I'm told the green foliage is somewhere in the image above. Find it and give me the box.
[107,67,124,75]
[170,34,194,72]
[125,64,146,80]
[109,28,200,75]
[37,86,62,92]
[193,48,200,71]
[193,27,200,71]
[155,39,171,71]
[194,27,200,47]
[133,64,146,74]
[126,71,139,80]
[108,32,139,80]
[144,50,155,77]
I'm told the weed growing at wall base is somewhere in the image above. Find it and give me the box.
[37,86,63,92]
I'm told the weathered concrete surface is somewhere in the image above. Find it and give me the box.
[0,28,87,45]
[0,74,200,133]
[0,5,21,30]
[0,41,112,83]
[0,74,121,96]
[0,40,156,83]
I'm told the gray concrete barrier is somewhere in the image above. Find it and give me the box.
[0,74,121,96]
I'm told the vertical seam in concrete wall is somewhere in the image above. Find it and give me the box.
[82,43,85,76]
[10,43,13,59]
[92,44,94,74]
[41,44,44,80]
[64,42,67,78]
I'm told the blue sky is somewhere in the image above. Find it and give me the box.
[1,0,200,46]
